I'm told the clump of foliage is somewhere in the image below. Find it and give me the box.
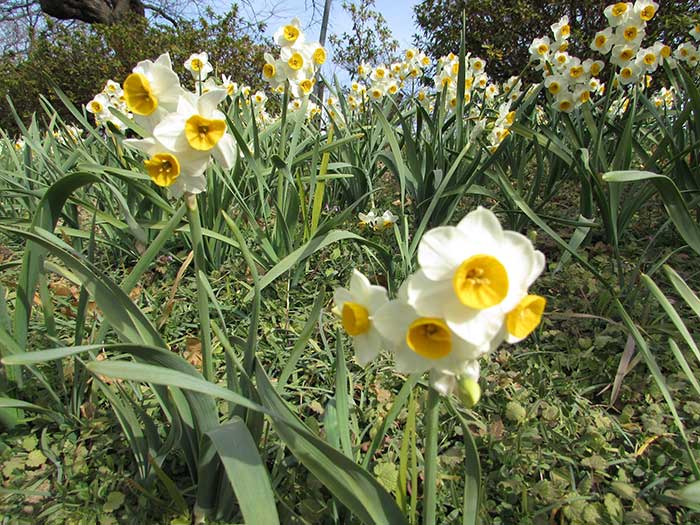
[0,6,269,132]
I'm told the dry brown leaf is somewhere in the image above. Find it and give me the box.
[129,286,142,301]
[158,251,194,329]
[185,337,202,368]
[488,419,505,441]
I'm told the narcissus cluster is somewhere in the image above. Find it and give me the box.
[262,18,326,99]
[334,207,546,407]
[119,53,236,198]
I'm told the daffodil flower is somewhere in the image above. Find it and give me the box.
[333,270,388,365]
[184,52,213,80]
[408,207,545,347]
[153,90,236,171]
[122,53,183,126]
[274,17,305,48]
[373,284,482,373]
[123,137,210,197]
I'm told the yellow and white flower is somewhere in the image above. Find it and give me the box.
[184,52,213,80]
[604,2,632,27]
[274,17,305,48]
[373,284,482,373]
[691,23,700,42]
[407,207,545,348]
[633,0,658,22]
[153,90,236,171]
[591,27,614,54]
[123,137,210,197]
[122,53,183,122]
[333,270,389,365]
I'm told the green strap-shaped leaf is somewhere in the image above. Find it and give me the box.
[256,360,407,525]
[244,229,390,302]
[204,419,280,525]
[13,172,102,349]
[602,170,700,256]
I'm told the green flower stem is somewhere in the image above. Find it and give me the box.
[423,386,440,525]
[186,193,214,382]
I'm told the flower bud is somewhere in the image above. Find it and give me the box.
[457,377,481,408]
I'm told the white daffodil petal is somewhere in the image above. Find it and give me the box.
[353,330,381,366]
[373,300,416,344]
[429,369,456,396]
[407,270,453,318]
[199,89,228,116]
[212,133,236,170]
[153,114,189,152]
[417,226,469,281]
[444,298,502,346]
[457,206,504,242]
[333,287,354,310]
[123,137,156,155]
[155,52,172,69]
[394,343,431,373]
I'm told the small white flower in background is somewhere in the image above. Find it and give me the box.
[375,210,398,231]
[550,16,571,43]
[185,52,213,80]
[333,270,389,365]
[221,75,238,97]
[86,94,111,120]
[358,211,378,229]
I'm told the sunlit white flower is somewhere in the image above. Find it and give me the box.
[358,211,378,228]
[604,2,632,27]
[375,210,398,230]
[591,27,614,54]
[123,136,210,197]
[333,270,389,365]
[634,0,658,22]
[274,17,305,47]
[122,53,183,123]
[185,52,213,80]
[153,90,236,171]
[373,285,482,373]
[406,207,545,348]
[691,23,700,42]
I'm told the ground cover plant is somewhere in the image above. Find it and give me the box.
[1,2,700,523]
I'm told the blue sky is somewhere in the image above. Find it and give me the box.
[239,0,420,77]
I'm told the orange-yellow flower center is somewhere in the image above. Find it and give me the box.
[453,255,508,309]
[341,302,370,336]
[283,25,299,43]
[144,152,180,187]
[406,318,452,359]
[123,73,158,116]
[185,115,226,151]
[288,52,304,71]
